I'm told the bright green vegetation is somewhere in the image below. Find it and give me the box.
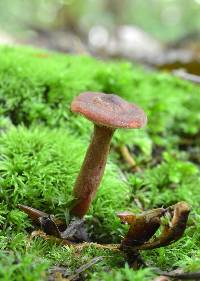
[0,0,199,43]
[0,45,200,280]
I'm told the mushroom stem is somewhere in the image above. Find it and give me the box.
[71,124,115,217]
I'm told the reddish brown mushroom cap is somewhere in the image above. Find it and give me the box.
[71,92,147,129]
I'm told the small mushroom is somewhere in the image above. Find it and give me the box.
[71,92,147,217]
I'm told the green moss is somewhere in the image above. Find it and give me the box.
[89,265,155,281]
[0,251,49,281]
[0,45,200,280]
[0,126,129,241]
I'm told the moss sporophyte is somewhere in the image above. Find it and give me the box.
[18,92,190,262]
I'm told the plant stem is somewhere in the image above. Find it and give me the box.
[120,145,137,168]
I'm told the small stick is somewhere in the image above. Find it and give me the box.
[155,268,200,280]
[119,145,137,169]
[173,69,200,84]
[68,256,104,280]
[28,230,121,251]
[164,271,200,280]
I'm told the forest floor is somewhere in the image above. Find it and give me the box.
[0,45,200,281]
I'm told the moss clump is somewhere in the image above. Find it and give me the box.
[0,250,49,281]
[90,265,155,281]
[0,45,200,280]
[0,126,128,242]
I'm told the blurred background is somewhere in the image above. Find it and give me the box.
[0,0,199,77]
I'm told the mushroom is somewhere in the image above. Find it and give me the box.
[71,92,147,217]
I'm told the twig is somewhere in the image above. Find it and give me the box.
[28,230,121,251]
[173,69,200,84]
[119,145,137,169]
[155,268,200,280]
[68,256,104,280]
